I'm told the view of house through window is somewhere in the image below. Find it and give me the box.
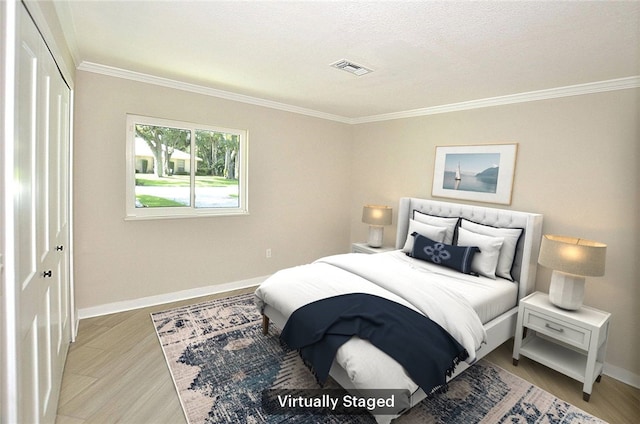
[126,115,248,219]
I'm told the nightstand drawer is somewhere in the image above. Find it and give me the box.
[524,309,590,350]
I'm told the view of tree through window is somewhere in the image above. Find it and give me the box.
[134,124,192,207]
[126,115,248,219]
[194,129,240,209]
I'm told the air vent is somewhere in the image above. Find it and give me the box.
[330,59,372,76]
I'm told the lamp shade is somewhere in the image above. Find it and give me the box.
[538,235,606,277]
[362,205,392,226]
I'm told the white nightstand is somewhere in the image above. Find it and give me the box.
[351,243,396,254]
[512,291,611,401]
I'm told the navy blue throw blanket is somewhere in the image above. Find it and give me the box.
[280,293,469,395]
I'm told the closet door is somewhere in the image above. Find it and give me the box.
[14,5,72,423]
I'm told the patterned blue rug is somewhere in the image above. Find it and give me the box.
[151,292,606,424]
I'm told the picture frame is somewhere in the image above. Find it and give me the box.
[431,143,518,205]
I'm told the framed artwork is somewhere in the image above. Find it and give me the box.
[432,143,518,205]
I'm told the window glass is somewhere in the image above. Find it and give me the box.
[134,124,192,207]
[126,115,248,219]
[194,129,240,209]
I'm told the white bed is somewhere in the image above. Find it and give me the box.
[255,197,543,423]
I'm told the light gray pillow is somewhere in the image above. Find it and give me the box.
[402,219,448,253]
[413,211,459,244]
[457,227,504,279]
[460,219,523,281]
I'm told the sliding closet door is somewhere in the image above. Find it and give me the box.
[14,4,72,422]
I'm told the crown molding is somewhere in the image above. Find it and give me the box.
[350,76,640,124]
[78,62,639,125]
[77,61,352,124]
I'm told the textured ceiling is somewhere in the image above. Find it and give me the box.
[56,1,640,119]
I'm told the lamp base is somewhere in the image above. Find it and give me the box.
[548,270,586,310]
[367,226,384,248]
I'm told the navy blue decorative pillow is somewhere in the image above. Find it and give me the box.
[410,232,479,275]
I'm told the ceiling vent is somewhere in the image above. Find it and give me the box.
[330,59,372,76]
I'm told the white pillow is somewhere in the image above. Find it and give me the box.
[413,211,459,244]
[457,227,504,279]
[460,219,523,281]
[402,219,447,253]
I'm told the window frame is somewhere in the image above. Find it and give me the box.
[125,114,249,220]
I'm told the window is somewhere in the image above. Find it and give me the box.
[125,114,248,219]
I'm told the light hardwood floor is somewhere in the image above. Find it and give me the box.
[56,288,640,423]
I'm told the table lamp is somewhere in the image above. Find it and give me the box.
[362,205,392,248]
[538,235,607,310]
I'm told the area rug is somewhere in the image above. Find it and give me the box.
[151,292,606,424]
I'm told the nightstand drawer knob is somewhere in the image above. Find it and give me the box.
[545,323,564,333]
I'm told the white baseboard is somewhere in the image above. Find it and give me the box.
[604,362,640,389]
[77,275,269,319]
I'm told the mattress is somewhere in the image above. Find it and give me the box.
[383,250,519,323]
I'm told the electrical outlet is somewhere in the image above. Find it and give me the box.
[266,248,272,258]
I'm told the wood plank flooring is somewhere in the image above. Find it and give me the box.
[56,288,640,423]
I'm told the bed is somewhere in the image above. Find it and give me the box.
[255,197,543,423]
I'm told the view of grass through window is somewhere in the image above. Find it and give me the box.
[134,124,240,209]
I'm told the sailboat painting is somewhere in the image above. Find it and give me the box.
[443,153,499,193]
[432,144,518,205]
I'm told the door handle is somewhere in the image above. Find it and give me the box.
[43,270,52,278]
[56,245,64,251]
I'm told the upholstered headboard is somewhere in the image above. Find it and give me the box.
[396,198,543,300]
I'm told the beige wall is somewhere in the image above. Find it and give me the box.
[74,69,638,379]
[73,71,353,309]
[74,71,640,375]
[74,72,638,379]
[350,88,639,379]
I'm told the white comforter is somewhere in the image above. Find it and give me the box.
[254,251,486,394]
